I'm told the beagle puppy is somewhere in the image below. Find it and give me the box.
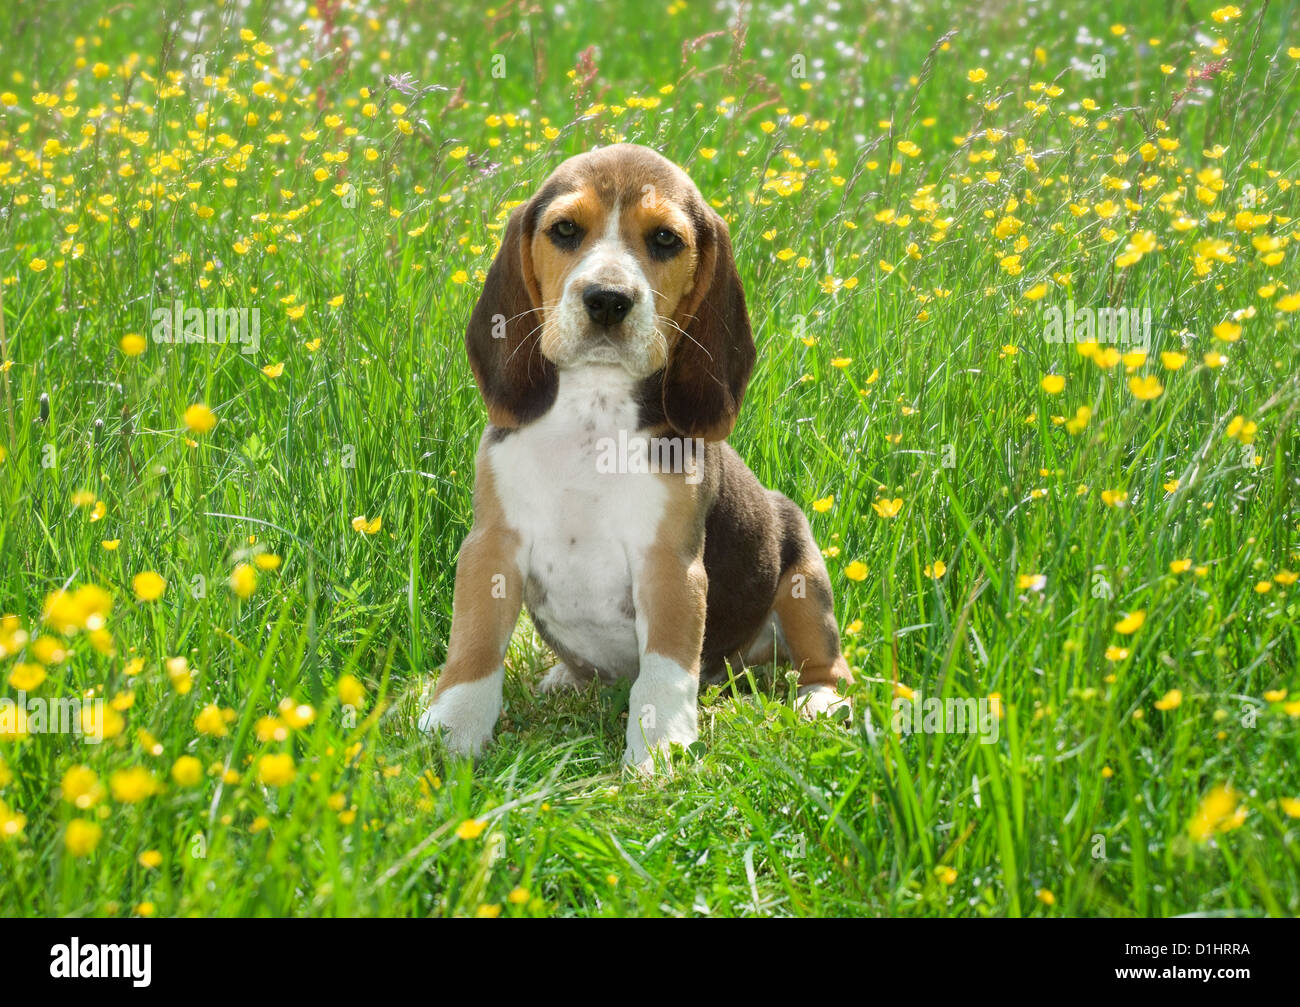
[419,143,851,770]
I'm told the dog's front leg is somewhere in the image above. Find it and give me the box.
[418,520,523,757]
[625,544,707,771]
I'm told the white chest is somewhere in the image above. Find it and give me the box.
[488,368,667,677]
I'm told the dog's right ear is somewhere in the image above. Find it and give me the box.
[466,197,557,428]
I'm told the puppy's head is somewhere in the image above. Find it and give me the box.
[466,144,755,440]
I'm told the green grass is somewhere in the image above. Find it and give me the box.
[0,0,1298,917]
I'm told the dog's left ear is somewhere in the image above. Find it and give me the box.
[465,196,558,428]
[661,206,756,441]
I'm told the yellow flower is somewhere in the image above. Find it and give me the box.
[1188,785,1240,840]
[811,495,834,513]
[120,333,146,356]
[1024,283,1048,301]
[830,357,852,368]
[351,515,382,535]
[132,571,166,602]
[139,850,163,869]
[1203,351,1228,368]
[456,818,488,840]
[0,800,27,840]
[110,767,160,803]
[844,561,868,581]
[871,498,903,518]
[79,704,124,740]
[229,562,257,599]
[1160,351,1187,370]
[4,658,45,690]
[29,258,48,272]
[171,755,204,787]
[1225,415,1257,444]
[1275,292,1300,312]
[64,819,102,857]
[1154,689,1182,711]
[1104,645,1129,662]
[1036,888,1055,906]
[183,403,217,434]
[934,865,957,885]
[254,553,282,571]
[1017,573,1047,592]
[925,561,947,579]
[1093,348,1121,370]
[277,697,316,730]
[256,716,288,743]
[338,674,367,709]
[1114,610,1145,634]
[508,886,531,904]
[61,766,104,808]
[195,704,229,737]
[967,68,988,83]
[1065,405,1091,435]
[1212,321,1241,342]
[101,539,120,551]
[257,753,297,787]
[1169,559,1192,574]
[1040,374,1065,394]
[1127,375,1163,400]
[166,656,193,694]
[1280,798,1300,819]
[261,362,284,379]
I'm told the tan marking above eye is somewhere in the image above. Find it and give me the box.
[538,188,608,237]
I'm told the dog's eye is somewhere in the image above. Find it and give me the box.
[651,228,682,249]
[648,228,684,259]
[547,219,583,250]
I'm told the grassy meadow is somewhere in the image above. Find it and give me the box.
[1,0,1299,917]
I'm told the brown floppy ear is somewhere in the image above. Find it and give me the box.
[661,206,756,441]
[466,197,557,428]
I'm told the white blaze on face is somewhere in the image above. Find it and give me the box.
[550,200,661,375]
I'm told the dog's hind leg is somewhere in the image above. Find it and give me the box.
[768,495,852,718]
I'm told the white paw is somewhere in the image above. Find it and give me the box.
[623,655,699,773]
[537,662,587,695]
[797,684,851,720]
[417,669,504,756]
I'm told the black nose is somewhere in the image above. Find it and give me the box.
[582,285,633,327]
